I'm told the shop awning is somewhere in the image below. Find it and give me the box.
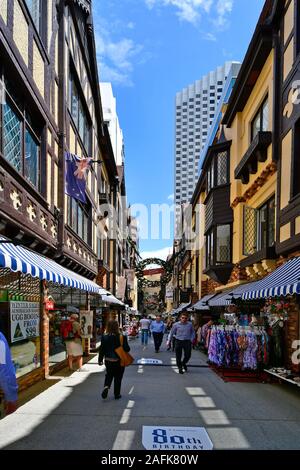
[189,294,216,311]
[172,303,191,315]
[208,292,232,307]
[242,257,300,300]
[101,294,124,306]
[228,280,264,301]
[0,236,105,295]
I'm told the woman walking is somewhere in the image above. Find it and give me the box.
[65,314,83,371]
[98,320,130,400]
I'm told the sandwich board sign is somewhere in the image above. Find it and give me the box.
[142,426,213,451]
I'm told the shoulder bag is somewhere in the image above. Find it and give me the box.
[115,335,134,367]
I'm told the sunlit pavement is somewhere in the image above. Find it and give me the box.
[1,336,300,450]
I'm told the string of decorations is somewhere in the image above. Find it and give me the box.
[135,258,173,290]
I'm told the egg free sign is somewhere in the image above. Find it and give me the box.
[142,426,213,451]
[10,302,40,343]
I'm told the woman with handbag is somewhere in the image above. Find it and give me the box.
[98,320,131,400]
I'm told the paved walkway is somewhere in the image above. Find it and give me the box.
[1,336,300,450]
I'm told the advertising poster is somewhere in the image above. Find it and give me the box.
[80,310,93,338]
[10,302,40,343]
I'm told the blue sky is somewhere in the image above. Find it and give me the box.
[93,0,265,259]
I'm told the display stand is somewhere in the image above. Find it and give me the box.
[264,369,300,388]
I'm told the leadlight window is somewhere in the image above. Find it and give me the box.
[243,197,275,256]
[216,151,228,185]
[216,225,231,263]
[1,80,40,190]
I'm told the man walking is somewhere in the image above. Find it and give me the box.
[0,331,18,415]
[169,313,195,374]
[139,315,151,349]
[150,315,165,353]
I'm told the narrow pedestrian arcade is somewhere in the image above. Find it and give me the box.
[1,338,300,450]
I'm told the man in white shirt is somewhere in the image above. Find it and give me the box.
[139,315,151,348]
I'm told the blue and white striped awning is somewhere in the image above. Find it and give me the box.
[190,294,216,311]
[242,257,300,300]
[208,292,232,307]
[0,236,105,295]
[227,280,264,301]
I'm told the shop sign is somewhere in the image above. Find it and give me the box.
[165,284,174,300]
[142,426,213,451]
[80,310,93,338]
[10,302,40,343]
[45,300,55,311]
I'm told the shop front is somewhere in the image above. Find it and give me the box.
[0,237,111,391]
[197,258,300,386]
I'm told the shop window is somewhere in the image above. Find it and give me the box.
[1,82,41,190]
[251,97,269,141]
[0,283,41,378]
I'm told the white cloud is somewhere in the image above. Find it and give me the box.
[144,0,233,29]
[167,194,175,201]
[202,32,217,41]
[94,19,143,87]
[214,0,234,28]
[141,246,173,261]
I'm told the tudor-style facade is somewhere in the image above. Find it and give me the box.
[277,0,300,256]
[0,1,129,391]
[222,0,283,283]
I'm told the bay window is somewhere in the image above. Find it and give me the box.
[206,150,228,193]
[206,224,231,267]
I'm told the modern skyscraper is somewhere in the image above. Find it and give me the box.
[174,62,240,209]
